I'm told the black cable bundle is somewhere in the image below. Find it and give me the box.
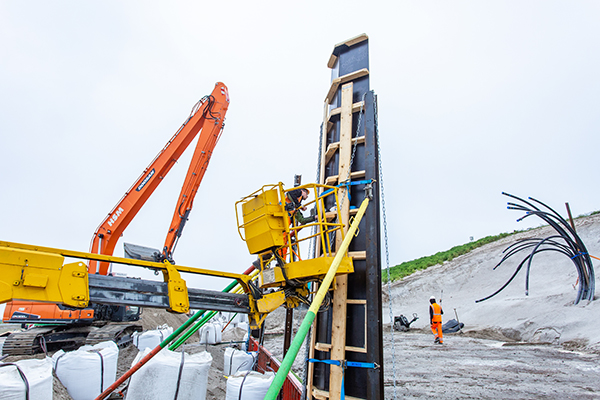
[476,192,595,305]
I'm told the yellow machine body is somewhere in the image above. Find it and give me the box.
[238,185,287,255]
[0,246,89,308]
[259,256,354,289]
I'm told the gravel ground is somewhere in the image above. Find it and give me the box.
[382,329,600,399]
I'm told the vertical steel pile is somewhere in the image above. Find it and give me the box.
[305,34,384,400]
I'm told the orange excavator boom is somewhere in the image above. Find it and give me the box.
[89,82,229,275]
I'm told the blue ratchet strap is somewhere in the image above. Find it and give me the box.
[308,358,379,399]
[321,179,375,206]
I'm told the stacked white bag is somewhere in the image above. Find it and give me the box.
[226,371,274,400]
[52,341,119,400]
[223,348,256,376]
[198,322,222,345]
[132,324,173,351]
[126,348,212,400]
[0,357,53,400]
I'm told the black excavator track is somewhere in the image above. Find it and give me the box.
[85,323,143,347]
[2,323,142,356]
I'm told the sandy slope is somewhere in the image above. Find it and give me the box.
[384,213,600,351]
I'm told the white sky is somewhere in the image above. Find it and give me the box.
[1,1,599,294]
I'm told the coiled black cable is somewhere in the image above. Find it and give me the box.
[476,192,595,304]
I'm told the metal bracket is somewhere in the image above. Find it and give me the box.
[364,179,376,200]
[163,261,190,314]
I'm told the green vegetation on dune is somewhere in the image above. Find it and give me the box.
[382,211,599,284]
[383,232,516,283]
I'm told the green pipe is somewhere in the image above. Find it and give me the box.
[169,268,253,350]
[169,310,217,350]
[264,197,370,400]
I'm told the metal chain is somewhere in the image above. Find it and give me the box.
[339,91,367,211]
[376,95,398,400]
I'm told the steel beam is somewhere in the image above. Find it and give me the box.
[89,275,250,314]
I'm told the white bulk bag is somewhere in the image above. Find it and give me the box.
[223,348,256,376]
[242,332,249,351]
[236,321,249,332]
[0,357,53,400]
[132,324,173,351]
[226,371,274,400]
[233,313,249,328]
[198,322,222,345]
[52,341,119,400]
[126,348,212,400]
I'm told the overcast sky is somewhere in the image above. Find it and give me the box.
[1,1,599,294]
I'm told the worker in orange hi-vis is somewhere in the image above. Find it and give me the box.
[429,296,444,344]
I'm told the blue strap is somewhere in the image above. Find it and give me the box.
[345,361,378,369]
[308,358,379,399]
[308,358,341,367]
[320,179,375,203]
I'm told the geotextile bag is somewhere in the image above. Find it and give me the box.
[52,341,119,400]
[0,357,53,400]
[132,324,173,350]
[223,348,256,376]
[125,348,212,400]
[198,322,222,345]
[225,371,274,400]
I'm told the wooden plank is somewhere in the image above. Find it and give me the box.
[325,175,338,186]
[327,120,334,133]
[327,33,369,68]
[325,69,370,104]
[328,82,354,399]
[325,208,358,221]
[346,299,366,305]
[328,101,365,119]
[324,143,338,166]
[349,170,366,180]
[312,387,366,400]
[314,342,332,352]
[345,345,368,354]
[312,387,329,400]
[349,251,366,260]
[324,136,365,167]
[324,170,367,186]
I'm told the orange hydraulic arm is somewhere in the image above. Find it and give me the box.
[89,82,229,275]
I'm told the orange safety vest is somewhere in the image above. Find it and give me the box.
[430,303,442,323]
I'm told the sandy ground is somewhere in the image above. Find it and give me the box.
[382,330,600,399]
[379,212,600,399]
[2,214,600,398]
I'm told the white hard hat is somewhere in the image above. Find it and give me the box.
[430,296,436,300]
